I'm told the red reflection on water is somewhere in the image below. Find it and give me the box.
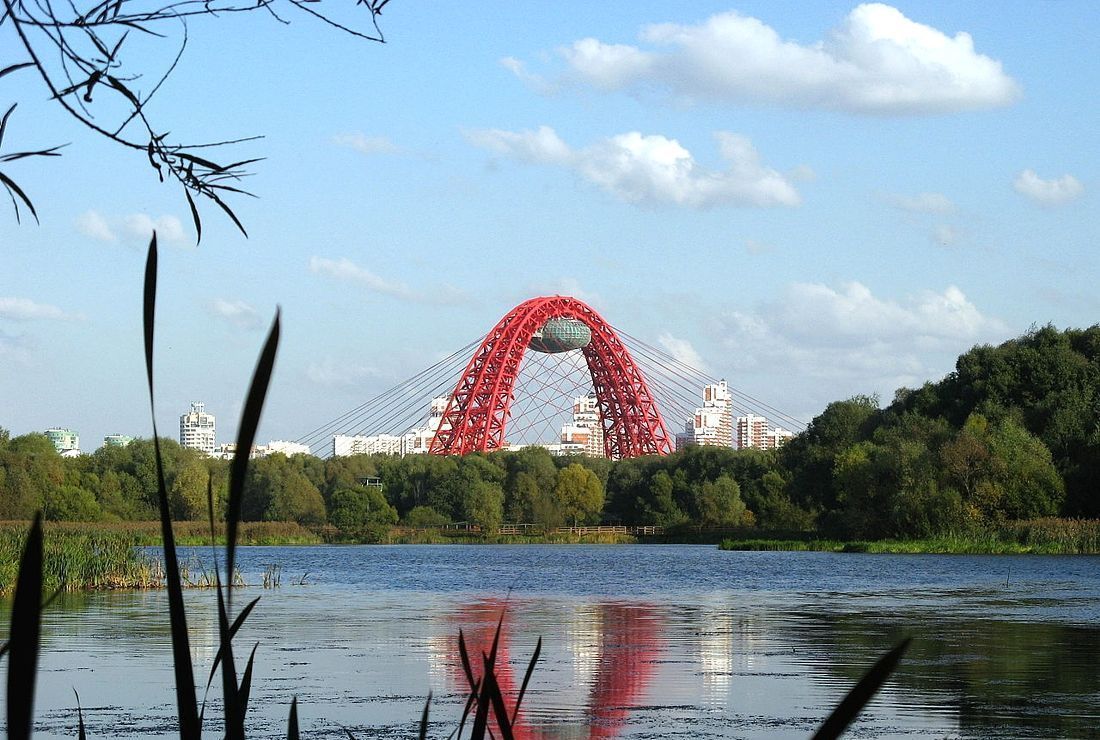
[447,601,662,740]
[585,604,661,739]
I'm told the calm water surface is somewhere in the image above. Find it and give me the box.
[7,545,1100,739]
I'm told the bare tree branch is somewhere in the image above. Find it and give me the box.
[0,0,390,240]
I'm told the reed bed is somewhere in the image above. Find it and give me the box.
[0,524,163,594]
[0,519,324,547]
[721,519,1100,555]
[1004,518,1100,554]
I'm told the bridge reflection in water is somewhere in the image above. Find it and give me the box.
[444,600,663,739]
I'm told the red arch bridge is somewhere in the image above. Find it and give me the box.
[298,296,805,459]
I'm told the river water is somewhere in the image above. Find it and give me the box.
[6,545,1100,739]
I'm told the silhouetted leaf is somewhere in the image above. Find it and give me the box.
[208,189,248,237]
[0,103,15,148]
[811,638,911,740]
[204,597,260,689]
[105,74,141,107]
[143,234,201,740]
[0,171,39,223]
[238,642,259,719]
[418,692,432,740]
[287,697,300,740]
[511,636,540,725]
[216,578,242,739]
[226,309,280,595]
[74,688,87,740]
[483,655,515,740]
[183,187,201,244]
[7,513,43,740]
[469,657,492,740]
[457,630,478,691]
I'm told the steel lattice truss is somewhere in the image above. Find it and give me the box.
[429,296,673,459]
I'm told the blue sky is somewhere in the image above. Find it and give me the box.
[1,2,1097,450]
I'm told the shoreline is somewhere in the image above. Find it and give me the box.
[4,519,1099,595]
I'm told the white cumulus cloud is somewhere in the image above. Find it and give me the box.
[75,210,117,242]
[512,4,1020,115]
[309,256,473,306]
[1013,169,1084,206]
[123,214,187,244]
[466,126,800,208]
[657,333,710,373]
[208,299,263,331]
[306,358,383,388]
[0,297,81,322]
[715,282,1008,396]
[76,210,188,245]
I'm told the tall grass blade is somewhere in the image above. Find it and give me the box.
[469,660,492,740]
[457,630,477,691]
[451,687,478,740]
[287,697,300,740]
[143,233,201,740]
[74,688,87,740]
[453,629,481,740]
[226,309,280,602]
[238,642,259,720]
[202,596,260,695]
[510,636,541,725]
[487,613,503,665]
[418,691,432,740]
[199,596,259,723]
[482,655,515,740]
[7,513,43,740]
[811,638,911,740]
[216,576,243,739]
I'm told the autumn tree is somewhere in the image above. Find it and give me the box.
[554,463,604,527]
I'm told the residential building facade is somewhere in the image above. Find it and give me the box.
[180,402,216,456]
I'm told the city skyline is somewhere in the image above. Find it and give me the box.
[3,3,1096,450]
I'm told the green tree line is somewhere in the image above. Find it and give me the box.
[1,324,1097,539]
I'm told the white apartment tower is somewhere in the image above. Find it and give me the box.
[736,414,769,450]
[688,380,734,448]
[560,394,605,457]
[763,427,795,450]
[180,402,216,456]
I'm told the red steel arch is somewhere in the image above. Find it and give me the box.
[429,296,673,459]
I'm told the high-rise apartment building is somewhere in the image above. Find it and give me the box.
[736,414,769,450]
[180,402,216,455]
[685,380,734,448]
[763,427,795,450]
[103,434,134,448]
[559,394,605,457]
[45,428,79,454]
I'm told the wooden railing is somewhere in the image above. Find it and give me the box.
[400,523,666,536]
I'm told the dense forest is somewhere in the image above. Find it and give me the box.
[1,325,1097,539]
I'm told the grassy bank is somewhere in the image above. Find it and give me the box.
[0,520,326,546]
[720,518,1100,555]
[377,528,636,545]
[0,523,164,594]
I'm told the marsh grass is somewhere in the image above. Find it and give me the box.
[721,519,1100,555]
[0,234,908,740]
[0,520,324,546]
[0,525,163,594]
